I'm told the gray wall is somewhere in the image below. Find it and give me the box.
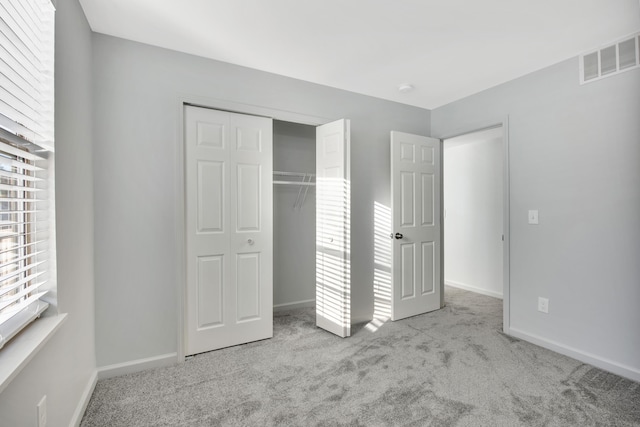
[432,58,640,378]
[92,34,430,367]
[0,0,96,425]
[273,121,316,307]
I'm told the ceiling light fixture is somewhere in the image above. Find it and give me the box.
[398,84,414,93]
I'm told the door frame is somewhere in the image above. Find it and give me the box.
[175,95,333,361]
[437,117,511,334]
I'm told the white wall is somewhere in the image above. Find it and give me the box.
[0,0,96,425]
[432,58,640,381]
[273,121,316,308]
[444,129,503,298]
[92,34,430,368]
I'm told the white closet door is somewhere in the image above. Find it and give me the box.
[390,131,441,321]
[316,119,351,337]
[185,105,273,356]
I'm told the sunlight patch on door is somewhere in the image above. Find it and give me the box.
[316,177,350,336]
[366,201,392,333]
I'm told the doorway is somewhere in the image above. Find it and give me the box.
[443,126,506,307]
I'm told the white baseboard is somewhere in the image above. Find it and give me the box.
[509,327,640,383]
[274,299,315,312]
[445,280,503,300]
[97,352,178,380]
[70,369,97,427]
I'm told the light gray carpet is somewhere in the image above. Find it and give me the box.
[81,288,640,426]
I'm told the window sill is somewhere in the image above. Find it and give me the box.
[0,313,67,394]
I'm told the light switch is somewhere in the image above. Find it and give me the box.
[528,210,539,224]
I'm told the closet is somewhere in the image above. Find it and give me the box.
[272,121,317,310]
[183,105,351,357]
[273,119,352,338]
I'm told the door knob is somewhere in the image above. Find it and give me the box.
[247,238,254,245]
[394,233,403,239]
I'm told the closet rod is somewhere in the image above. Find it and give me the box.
[273,170,316,177]
[272,170,315,209]
[272,170,316,186]
[273,180,315,186]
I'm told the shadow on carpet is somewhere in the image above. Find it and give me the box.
[81,287,640,426]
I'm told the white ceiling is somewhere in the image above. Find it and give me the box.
[79,0,640,110]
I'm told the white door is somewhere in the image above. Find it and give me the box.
[390,131,441,321]
[316,119,351,337]
[184,105,273,356]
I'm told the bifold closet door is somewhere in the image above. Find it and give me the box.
[390,131,442,321]
[316,119,351,337]
[184,105,273,356]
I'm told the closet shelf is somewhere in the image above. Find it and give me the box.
[273,171,315,209]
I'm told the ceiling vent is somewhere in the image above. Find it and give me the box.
[580,32,639,84]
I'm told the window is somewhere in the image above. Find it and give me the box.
[0,0,55,349]
[0,141,50,348]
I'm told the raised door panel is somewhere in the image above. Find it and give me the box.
[322,132,342,157]
[421,146,434,165]
[400,143,415,163]
[401,172,415,228]
[401,243,415,299]
[234,116,265,153]
[236,253,260,322]
[236,128,262,152]
[197,255,224,328]
[197,161,224,233]
[236,164,261,232]
[196,121,225,148]
[421,242,435,295]
[421,173,434,227]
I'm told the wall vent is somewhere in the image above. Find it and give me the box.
[579,32,640,84]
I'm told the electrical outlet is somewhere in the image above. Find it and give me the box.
[528,210,539,224]
[538,297,549,314]
[37,395,47,427]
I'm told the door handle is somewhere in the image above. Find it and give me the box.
[247,238,255,245]
[394,233,403,240]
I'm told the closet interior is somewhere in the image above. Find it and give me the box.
[272,120,317,310]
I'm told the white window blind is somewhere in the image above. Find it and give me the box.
[0,0,54,349]
[0,0,55,151]
[0,142,49,348]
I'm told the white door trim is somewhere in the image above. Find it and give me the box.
[436,117,511,334]
[175,95,333,362]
